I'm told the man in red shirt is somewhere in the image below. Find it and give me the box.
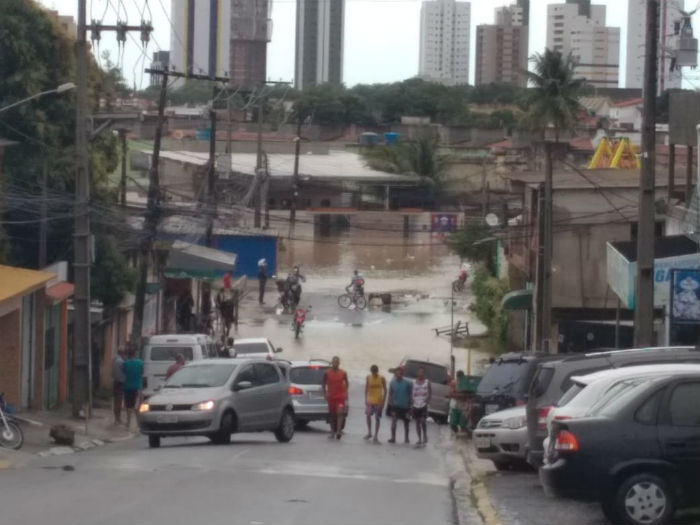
[322,356,349,440]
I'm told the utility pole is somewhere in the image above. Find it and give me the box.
[541,142,554,353]
[254,93,264,228]
[119,129,127,207]
[634,0,659,347]
[205,107,217,247]
[289,118,302,237]
[686,145,694,204]
[39,159,48,268]
[533,182,545,352]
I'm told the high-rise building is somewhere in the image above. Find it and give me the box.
[149,51,170,87]
[170,0,271,88]
[476,2,529,87]
[546,0,620,88]
[626,0,682,93]
[295,0,345,89]
[418,0,471,86]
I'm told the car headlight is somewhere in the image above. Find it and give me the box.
[503,415,526,429]
[138,403,150,413]
[192,400,216,411]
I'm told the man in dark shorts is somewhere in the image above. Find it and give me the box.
[322,356,349,440]
[122,347,144,432]
[388,366,412,444]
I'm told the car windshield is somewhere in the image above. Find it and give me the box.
[234,342,269,354]
[403,362,448,384]
[556,383,585,407]
[164,364,237,388]
[586,377,651,416]
[477,360,533,395]
[290,366,328,384]
[148,346,194,361]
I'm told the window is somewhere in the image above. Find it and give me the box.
[165,364,237,388]
[148,346,194,361]
[668,382,700,426]
[635,388,663,425]
[255,363,280,385]
[234,342,270,355]
[403,361,448,384]
[290,366,328,385]
[235,365,258,387]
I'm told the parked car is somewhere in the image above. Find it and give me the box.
[138,358,295,448]
[540,371,700,525]
[142,334,217,397]
[391,358,451,424]
[471,353,560,427]
[526,346,699,467]
[473,405,529,470]
[286,359,348,428]
[542,363,700,461]
[232,337,283,359]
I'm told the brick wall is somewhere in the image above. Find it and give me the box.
[0,309,21,407]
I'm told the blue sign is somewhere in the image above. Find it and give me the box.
[670,269,700,324]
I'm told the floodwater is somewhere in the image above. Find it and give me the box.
[236,213,489,381]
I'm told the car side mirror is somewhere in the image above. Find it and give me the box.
[275,347,283,353]
[234,381,253,391]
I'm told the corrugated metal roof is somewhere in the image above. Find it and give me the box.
[0,265,55,304]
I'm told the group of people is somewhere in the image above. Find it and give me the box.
[111,346,145,431]
[321,357,433,447]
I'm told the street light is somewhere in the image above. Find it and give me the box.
[0,83,76,115]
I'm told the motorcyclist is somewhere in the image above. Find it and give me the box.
[346,270,365,297]
[285,266,306,308]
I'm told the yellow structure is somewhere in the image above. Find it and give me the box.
[587,137,641,170]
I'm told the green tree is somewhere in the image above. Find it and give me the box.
[361,133,450,183]
[91,235,137,309]
[522,49,584,140]
[471,265,510,345]
[448,221,496,271]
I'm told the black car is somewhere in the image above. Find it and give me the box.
[470,352,559,427]
[539,372,700,525]
[526,346,700,467]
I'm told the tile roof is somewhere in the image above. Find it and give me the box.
[0,265,55,305]
[45,282,74,304]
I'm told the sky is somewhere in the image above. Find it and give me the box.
[38,0,700,90]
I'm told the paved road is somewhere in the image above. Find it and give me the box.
[0,388,461,525]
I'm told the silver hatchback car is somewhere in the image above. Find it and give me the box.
[138,358,295,448]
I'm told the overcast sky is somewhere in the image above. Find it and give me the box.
[38,0,700,89]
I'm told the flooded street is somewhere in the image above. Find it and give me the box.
[237,212,489,381]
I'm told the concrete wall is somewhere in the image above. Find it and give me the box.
[0,309,21,407]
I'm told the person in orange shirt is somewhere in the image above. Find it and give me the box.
[322,356,349,440]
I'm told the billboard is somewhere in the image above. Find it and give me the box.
[431,213,457,234]
[670,269,700,323]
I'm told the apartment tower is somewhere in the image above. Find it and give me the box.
[419,0,471,85]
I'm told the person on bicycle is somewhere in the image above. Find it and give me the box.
[346,270,365,297]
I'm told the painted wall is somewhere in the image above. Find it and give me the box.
[213,235,278,278]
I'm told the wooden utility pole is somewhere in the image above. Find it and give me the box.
[541,142,554,352]
[634,0,659,347]
[289,118,302,237]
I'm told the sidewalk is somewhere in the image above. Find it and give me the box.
[0,403,135,470]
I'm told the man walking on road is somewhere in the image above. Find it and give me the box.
[322,356,349,440]
[112,347,126,425]
[123,347,144,432]
[364,364,386,443]
[411,367,432,447]
[388,366,412,444]
[258,258,268,304]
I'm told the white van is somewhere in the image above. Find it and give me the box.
[142,334,217,396]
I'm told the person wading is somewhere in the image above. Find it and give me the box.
[322,356,349,440]
[411,366,432,447]
[122,347,144,432]
[364,364,387,443]
[388,366,412,444]
[112,347,126,425]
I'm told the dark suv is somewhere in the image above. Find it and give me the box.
[471,353,559,426]
[526,346,699,467]
[540,372,700,525]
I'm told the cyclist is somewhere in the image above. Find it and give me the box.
[345,270,365,297]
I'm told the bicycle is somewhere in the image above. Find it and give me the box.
[338,291,367,310]
[0,393,23,450]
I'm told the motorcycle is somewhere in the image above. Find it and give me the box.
[0,393,24,450]
[452,269,468,292]
[292,306,310,339]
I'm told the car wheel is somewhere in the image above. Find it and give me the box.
[608,473,676,525]
[148,435,161,449]
[212,412,234,445]
[274,409,295,442]
[295,419,309,430]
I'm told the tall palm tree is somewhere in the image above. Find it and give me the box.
[523,49,584,141]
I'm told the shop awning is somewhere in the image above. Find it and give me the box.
[164,241,237,281]
[501,289,532,310]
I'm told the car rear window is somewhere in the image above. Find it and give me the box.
[478,360,534,396]
[530,366,555,398]
[290,366,328,385]
[587,378,651,417]
[148,346,194,361]
[234,343,269,355]
[404,362,448,385]
[556,383,585,407]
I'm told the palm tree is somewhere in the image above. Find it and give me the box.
[523,49,584,141]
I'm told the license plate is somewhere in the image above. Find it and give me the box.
[485,404,499,415]
[475,435,492,449]
[156,415,178,424]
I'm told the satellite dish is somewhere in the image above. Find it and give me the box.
[485,213,500,227]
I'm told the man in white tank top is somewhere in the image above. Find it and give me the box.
[411,367,432,447]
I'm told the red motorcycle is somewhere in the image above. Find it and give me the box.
[452,269,468,292]
[292,306,309,339]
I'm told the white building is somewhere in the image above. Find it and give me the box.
[295,0,345,88]
[419,0,471,85]
[626,0,682,93]
[546,1,620,88]
[609,98,643,131]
